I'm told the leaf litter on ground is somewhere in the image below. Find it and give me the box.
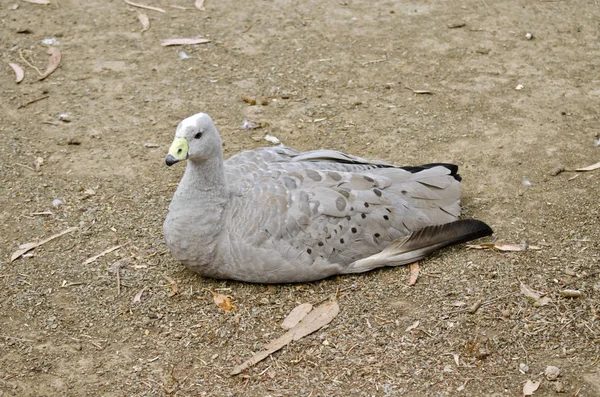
[11,226,77,262]
[231,300,339,375]
[522,379,541,396]
[162,274,180,297]
[520,283,551,307]
[204,289,236,313]
[281,303,313,329]
[407,261,419,286]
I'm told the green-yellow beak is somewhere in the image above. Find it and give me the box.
[165,137,188,166]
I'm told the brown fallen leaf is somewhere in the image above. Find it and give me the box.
[520,283,551,306]
[38,47,61,81]
[575,161,600,172]
[138,12,150,32]
[9,63,24,83]
[466,242,541,251]
[204,289,236,312]
[523,379,541,396]
[163,274,180,297]
[281,303,313,329]
[22,0,50,4]
[407,261,419,286]
[231,300,339,375]
[161,38,211,46]
[123,0,165,13]
[132,287,147,303]
[194,0,205,10]
[83,245,120,265]
[11,226,77,262]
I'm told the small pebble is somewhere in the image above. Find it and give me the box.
[178,51,191,60]
[52,198,64,207]
[58,114,71,122]
[264,135,280,145]
[545,365,560,380]
[516,84,524,91]
[525,32,533,40]
[519,363,529,374]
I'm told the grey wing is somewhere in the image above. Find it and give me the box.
[222,147,462,278]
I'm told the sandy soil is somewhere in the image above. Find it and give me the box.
[1,0,599,395]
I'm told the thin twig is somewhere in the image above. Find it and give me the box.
[19,49,43,75]
[116,267,121,296]
[18,95,50,109]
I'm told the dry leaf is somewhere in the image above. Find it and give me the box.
[194,0,205,10]
[123,0,165,12]
[204,289,236,312]
[560,289,582,298]
[408,261,419,286]
[576,161,600,172]
[22,0,51,4]
[405,320,420,333]
[9,63,24,83]
[83,245,120,265]
[406,86,433,94]
[231,301,339,375]
[163,274,180,297]
[523,379,541,396]
[133,287,147,303]
[281,303,313,329]
[11,226,77,262]
[161,38,211,46]
[520,283,551,306]
[38,47,61,81]
[138,12,150,32]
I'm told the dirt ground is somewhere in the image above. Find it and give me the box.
[1,0,599,395]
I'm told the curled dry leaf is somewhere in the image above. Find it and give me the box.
[522,379,541,396]
[9,63,24,83]
[38,47,61,81]
[195,0,205,10]
[123,0,165,13]
[205,289,236,312]
[161,38,211,46]
[138,12,150,32]
[132,287,147,303]
[407,261,419,286]
[281,303,313,329]
[231,301,339,375]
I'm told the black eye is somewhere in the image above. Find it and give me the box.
[194,132,202,139]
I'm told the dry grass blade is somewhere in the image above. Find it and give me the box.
[9,63,24,83]
[575,161,600,172]
[123,0,165,13]
[195,0,205,10]
[138,12,150,32]
[38,47,61,81]
[408,261,419,286]
[466,243,541,251]
[83,245,120,265]
[405,86,433,94]
[231,300,339,375]
[281,303,313,329]
[22,0,51,4]
[160,38,211,46]
[11,226,77,262]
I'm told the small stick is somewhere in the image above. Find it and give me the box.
[18,95,50,109]
[19,49,43,75]
[116,267,121,296]
[468,300,483,314]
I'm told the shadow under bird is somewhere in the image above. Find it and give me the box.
[163,113,493,283]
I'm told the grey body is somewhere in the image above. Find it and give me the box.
[164,113,492,283]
